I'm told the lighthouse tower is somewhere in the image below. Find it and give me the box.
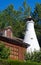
[24,16,40,52]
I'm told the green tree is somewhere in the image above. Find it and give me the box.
[32,3,41,22]
[18,0,31,19]
[0,42,10,59]
[32,3,41,47]
[13,0,31,38]
[0,0,31,39]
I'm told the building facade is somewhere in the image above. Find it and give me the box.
[0,26,29,60]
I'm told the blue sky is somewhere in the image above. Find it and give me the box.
[0,0,41,12]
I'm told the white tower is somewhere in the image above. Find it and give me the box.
[24,16,40,52]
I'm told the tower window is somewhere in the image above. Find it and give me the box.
[31,38,33,39]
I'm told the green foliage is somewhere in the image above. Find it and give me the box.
[25,50,41,63]
[0,1,31,39]
[0,59,41,65]
[35,24,41,46]
[32,3,41,22]
[32,3,41,47]
[0,42,10,59]
[18,0,31,19]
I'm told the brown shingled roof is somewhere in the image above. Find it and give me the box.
[0,36,30,48]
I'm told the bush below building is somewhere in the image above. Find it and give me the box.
[0,59,41,65]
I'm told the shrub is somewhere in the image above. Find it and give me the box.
[25,50,41,63]
[0,59,41,65]
[0,42,10,59]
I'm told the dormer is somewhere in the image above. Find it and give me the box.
[3,26,13,38]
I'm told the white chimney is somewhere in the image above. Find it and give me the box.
[24,16,40,53]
